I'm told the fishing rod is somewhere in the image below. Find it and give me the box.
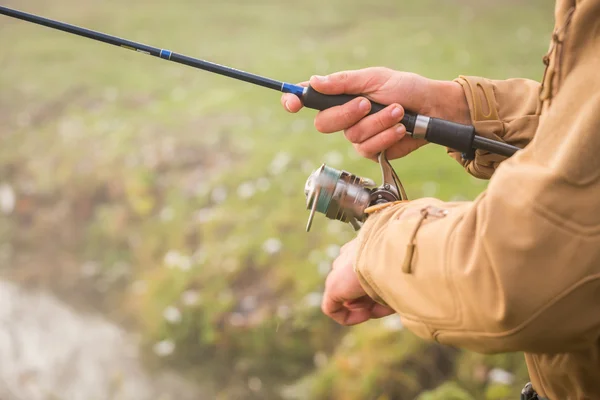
[0,5,519,159]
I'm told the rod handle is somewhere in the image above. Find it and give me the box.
[301,86,520,158]
[302,85,417,132]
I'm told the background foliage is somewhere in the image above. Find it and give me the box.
[0,0,554,398]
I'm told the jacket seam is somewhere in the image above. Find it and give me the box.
[531,199,600,236]
[501,115,540,124]
[422,273,600,341]
[400,186,600,339]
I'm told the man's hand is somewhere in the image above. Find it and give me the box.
[322,238,396,325]
[281,67,470,160]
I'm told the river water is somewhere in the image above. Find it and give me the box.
[0,280,209,400]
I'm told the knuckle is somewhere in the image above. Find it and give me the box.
[335,71,349,83]
[342,105,356,125]
[344,127,360,143]
[377,113,389,131]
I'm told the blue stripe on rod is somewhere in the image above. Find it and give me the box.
[159,49,172,60]
[281,83,305,97]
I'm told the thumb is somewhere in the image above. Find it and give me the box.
[309,67,392,95]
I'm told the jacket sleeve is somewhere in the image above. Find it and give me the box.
[354,37,600,354]
[447,76,541,179]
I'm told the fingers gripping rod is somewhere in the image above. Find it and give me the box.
[0,5,520,158]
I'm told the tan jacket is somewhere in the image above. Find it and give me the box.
[354,1,600,399]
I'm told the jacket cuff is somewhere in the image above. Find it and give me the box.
[353,198,462,343]
[450,76,540,179]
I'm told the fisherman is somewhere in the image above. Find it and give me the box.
[282,1,600,399]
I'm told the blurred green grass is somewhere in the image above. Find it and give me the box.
[0,0,555,399]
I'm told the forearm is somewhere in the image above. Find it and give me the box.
[355,170,600,355]
[425,79,472,125]
[354,53,600,354]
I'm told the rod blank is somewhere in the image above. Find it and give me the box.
[0,5,522,159]
[0,5,284,91]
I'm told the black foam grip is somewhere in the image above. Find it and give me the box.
[300,86,521,159]
[302,85,417,132]
[425,118,475,154]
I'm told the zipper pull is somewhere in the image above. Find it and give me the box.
[402,206,449,274]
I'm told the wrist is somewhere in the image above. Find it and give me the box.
[427,79,471,125]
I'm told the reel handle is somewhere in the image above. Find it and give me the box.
[301,86,519,159]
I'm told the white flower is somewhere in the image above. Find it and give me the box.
[211,186,228,204]
[181,290,200,306]
[308,250,323,264]
[163,250,192,271]
[159,207,174,221]
[324,151,343,166]
[262,238,282,255]
[269,152,292,175]
[248,377,262,392]
[240,295,257,311]
[0,184,16,215]
[153,340,175,357]
[164,251,180,268]
[237,182,256,199]
[325,245,340,259]
[301,160,315,175]
[303,292,322,308]
[318,261,330,276]
[488,368,515,385]
[382,314,404,331]
[163,306,182,324]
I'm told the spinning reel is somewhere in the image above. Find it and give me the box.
[304,151,408,232]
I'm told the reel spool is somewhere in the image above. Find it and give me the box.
[304,151,408,232]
